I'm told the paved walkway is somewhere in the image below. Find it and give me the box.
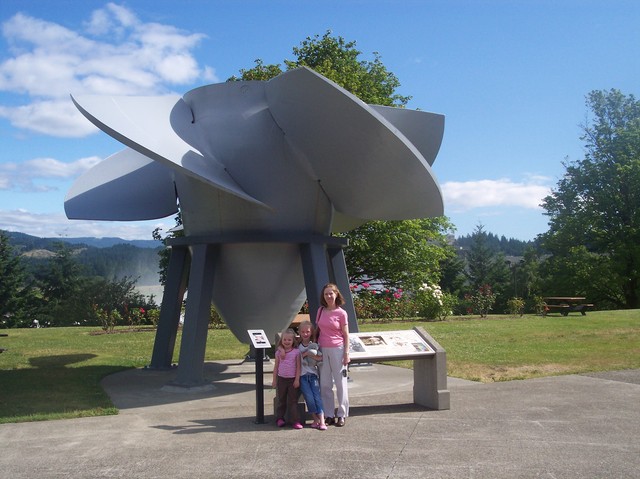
[1,361,638,478]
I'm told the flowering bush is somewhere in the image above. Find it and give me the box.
[128,307,147,325]
[93,305,122,333]
[464,284,496,318]
[415,283,456,321]
[351,283,409,321]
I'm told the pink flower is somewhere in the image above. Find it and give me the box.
[362,282,370,289]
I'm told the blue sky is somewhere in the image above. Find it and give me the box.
[0,0,638,241]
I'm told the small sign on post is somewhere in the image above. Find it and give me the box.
[247,329,271,424]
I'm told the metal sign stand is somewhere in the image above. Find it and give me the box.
[247,330,271,424]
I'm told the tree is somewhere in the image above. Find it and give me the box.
[32,243,84,326]
[228,31,410,107]
[153,211,183,286]
[464,224,511,312]
[342,217,455,292]
[540,89,640,308]
[0,231,34,327]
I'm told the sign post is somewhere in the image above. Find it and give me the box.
[247,329,271,424]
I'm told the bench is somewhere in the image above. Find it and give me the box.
[285,314,309,334]
[543,302,594,316]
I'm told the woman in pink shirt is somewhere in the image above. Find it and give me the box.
[315,283,350,427]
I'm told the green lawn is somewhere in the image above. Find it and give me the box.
[1,309,638,423]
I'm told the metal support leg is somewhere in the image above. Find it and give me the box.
[171,244,218,388]
[300,243,331,324]
[328,246,358,333]
[149,245,190,369]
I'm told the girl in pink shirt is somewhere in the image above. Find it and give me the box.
[272,329,302,429]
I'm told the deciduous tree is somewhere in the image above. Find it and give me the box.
[342,217,455,292]
[541,89,640,308]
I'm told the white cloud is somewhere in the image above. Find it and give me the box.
[85,3,138,35]
[0,208,171,240]
[0,156,101,191]
[442,177,552,212]
[0,100,98,137]
[0,5,217,136]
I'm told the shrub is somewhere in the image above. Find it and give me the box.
[507,297,525,317]
[465,284,497,318]
[415,283,456,321]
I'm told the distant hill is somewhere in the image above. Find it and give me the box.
[53,236,158,249]
[4,231,158,250]
[4,230,163,287]
[454,232,537,256]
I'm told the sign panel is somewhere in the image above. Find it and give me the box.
[247,329,271,349]
[348,330,434,361]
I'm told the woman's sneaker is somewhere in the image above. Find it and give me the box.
[292,422,303,429]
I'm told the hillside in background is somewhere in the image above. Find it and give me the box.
[5,230,162,287]
[5,229,536,292]
[455,232,536,256]
[5,231,157,249]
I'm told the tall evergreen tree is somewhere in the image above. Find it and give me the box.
[0,231,33,327]
[465,224,511,312]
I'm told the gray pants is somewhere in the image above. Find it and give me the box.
[319,346,349,418]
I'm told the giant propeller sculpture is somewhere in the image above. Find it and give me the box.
[66,67,445,387]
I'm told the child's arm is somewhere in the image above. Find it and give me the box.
[293,352,301,389]
[272,356,279,388]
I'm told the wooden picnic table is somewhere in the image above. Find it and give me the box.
[543,297,594,316]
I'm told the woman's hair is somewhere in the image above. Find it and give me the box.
[320,282,345,307]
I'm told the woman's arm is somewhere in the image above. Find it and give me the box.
[341,322,350,365]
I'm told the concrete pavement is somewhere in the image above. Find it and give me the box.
[1,361,638,478]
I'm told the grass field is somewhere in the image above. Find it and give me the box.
[1,309,638,423]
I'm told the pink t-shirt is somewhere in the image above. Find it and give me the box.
[317,307,348,348]
[276,348,300,378]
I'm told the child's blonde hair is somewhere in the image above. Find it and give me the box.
[277,328,297,348]
[298,320,315,341]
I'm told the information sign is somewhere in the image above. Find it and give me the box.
[348,330,435,361]
[248,329,271,349]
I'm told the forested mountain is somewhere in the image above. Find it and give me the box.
[454,233,537,256]
[5,231,156,250]
[5,231,162,286]
[5,229,535,288]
